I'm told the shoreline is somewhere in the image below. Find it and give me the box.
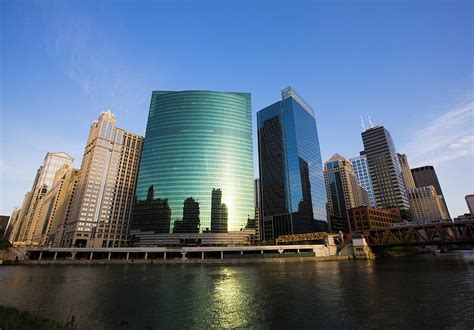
[7,255,351,266]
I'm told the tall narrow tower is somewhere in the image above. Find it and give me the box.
[362,126,411,218]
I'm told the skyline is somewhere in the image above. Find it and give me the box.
[1,0,473,218]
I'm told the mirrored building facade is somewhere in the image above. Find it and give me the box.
[257,87,327,240]
[133,90,254,234]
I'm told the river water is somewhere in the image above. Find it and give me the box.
[0,252,473,329]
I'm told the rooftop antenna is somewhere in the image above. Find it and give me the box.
[360,116,366,131]
[367,113,374,128]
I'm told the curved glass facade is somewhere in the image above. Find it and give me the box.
[135,90,254,233]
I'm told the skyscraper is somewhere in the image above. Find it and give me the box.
[398,153,416,190]
[64,111,143,248]
[408,186,450,221]
[258,87,327,240]
[350,153,377,207]
[361,126,411,218]
[31,166,79,246]
[254,178,262,239]
[17,152,74,243]
[411,165,450,218]
[466,195,474,214]
[324,153,370,232]
[133,90,254,235]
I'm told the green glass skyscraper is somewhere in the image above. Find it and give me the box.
[134,90,254,234]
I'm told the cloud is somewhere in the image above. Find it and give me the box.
[403,99,474,167]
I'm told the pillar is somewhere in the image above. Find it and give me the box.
[240,250,243,255]
[164,252,167,260]
[53,252,58,260]
[261,250,264,254]
[108,252,111,260]
[221,251,224,260]
[201,251,205,260]
[181,252,187,259]
[126,252,129,260]
[145,252,148,260]
[71,252,76,260]
[89,252,93,260]
[38,251,43,261]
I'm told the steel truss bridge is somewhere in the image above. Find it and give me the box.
[346,220,474,247]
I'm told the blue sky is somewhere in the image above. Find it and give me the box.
[1,0,473,217]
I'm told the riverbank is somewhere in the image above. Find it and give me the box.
[17,254,351,265]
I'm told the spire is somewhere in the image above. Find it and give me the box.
[367,113,374,128]
[360,116,366,131]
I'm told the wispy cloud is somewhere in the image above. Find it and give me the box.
[403,99,474,167]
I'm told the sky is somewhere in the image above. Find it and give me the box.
[1,0,473,218]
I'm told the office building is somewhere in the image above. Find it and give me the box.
[133,90,254,238]
[258,87,327,240]
[5,209,20,242]
[361,126,411,218]
[350,153,377,208]
[30,166,79,246]
[398,153,416,190]
[64,111,143,248]
[0,215,9,238]
[17,152,74,243]
[411,165,450,218]
[348,206,402,232]
[254,178,262,239]
[324,153,370,232]
[408,186,450,221]
[466,194,474,214]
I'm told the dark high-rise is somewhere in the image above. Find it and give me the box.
[411,165,450,218]
[257,87,327,240]
[362,126,411,218]
[173,197,200,233]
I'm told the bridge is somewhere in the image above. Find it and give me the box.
[346,219,474,247]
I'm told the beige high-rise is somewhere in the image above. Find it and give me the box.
[398,153,416,190]
[324,153,369,218]
[17,152,74,244]
[63,111,143,248]
[408,186,449,221]
[30,165,79,246]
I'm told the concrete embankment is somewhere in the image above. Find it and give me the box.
[19,255,351,265]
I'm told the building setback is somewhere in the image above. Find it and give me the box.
[64,111,143,248]
[132,90,254,238]
[258,87,327,240]
[411,166,450,218]
[408,186,450,221]
[361,126,411,219]
[350,153,377,208]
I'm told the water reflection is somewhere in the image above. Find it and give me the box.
[0,254,473,328]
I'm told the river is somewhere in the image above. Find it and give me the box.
[1,252,473,329]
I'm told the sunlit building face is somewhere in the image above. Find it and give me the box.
[134,90,254,233]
